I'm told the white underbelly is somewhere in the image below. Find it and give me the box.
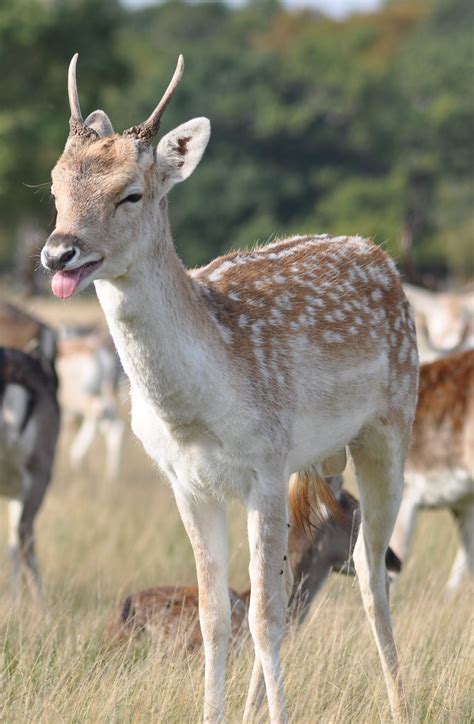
[130,358,391,500]
[288,386,382,474]
[406,470,474,509]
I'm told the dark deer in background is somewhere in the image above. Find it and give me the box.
[0,348,60,600]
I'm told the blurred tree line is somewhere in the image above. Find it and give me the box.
[0,0,472,285]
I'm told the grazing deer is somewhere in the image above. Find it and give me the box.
[58,325,124,481]
[113,487,402,645]
[41,55,418,722]
[0,301,58,382]
[0,348,60,600]
[391,349,473,593]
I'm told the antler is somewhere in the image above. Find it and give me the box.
[68,54,98,141]
[123,55,184,144]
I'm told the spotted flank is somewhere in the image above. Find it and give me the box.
[192,233,418,413]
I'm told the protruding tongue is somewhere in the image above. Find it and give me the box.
[52,269,82,299]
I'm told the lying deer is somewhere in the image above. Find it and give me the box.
[41,54,418,721]
[0,347,60,599]
[113,486,401,645]
[391,349,473,593]
[58,325,125,481]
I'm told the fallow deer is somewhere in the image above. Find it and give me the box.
[403,283,473,363]
[112,487,402,646]
[0,347,60,599]
[58,325,125,481]
[0,301,58,382]
[115,585,249,648]
[391,349,473,593]
[41,55,418,722]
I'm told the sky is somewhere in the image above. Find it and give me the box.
[122,0,384,21]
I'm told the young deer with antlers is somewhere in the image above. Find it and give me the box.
[41,55,418,722]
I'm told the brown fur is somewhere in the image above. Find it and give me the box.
[190,235,418,431]
[0,303,47,355]
[288,469,343,535]
[55,136,142,202]
[409,349,474,475]
[111,585,248,649]
[109,489,402,645]
[0,302,57,385]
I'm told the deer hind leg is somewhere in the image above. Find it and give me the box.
[244,559,293,723]
[8,499,23,601]
[446,501,474,594]
[349,423,410,722]
[18,469,44,603]
[18,518,41,602]
[174,492,230,724]
[70,416,97,471]
[243,481,292,724]
[101,416,125,482]
[8,497,41,602]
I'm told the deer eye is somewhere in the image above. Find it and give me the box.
[116,193,143,207]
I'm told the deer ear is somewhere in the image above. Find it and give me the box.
[156,118,210,189]
[84,110,115,137]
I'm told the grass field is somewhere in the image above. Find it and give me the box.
[0,296,472,723]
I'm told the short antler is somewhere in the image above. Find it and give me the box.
[123,55,184,144]
[68,54,98,141]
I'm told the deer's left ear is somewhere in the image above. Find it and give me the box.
[84,110,115,137]
[156,118,211,190]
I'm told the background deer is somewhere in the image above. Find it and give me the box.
[112,486,402,646]
[41,54,418,722]
[58,325,124,481]
[403,284,473,363]
[0,301,125,482]
[391,349,473,593]
[0,347,60,600]
[0,301,58,382]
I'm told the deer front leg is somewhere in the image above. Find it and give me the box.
[174,491,230,723]
[446,501,474,594]
[244,484,291,724]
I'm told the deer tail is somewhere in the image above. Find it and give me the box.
[288,469,343,535]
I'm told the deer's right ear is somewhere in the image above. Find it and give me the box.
[156,118,211,191]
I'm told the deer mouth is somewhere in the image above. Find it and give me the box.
[51,258,103,299]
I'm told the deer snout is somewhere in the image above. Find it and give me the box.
[41,234,81,271]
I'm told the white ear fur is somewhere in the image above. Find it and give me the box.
[84,110,115,137]
[156,118,211,191]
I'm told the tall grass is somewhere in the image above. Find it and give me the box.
[1,298,472,722]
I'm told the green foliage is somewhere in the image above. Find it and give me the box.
[0,0,127,258]
[0,0,472,280]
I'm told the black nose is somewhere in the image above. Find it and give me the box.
[43,247,76,271]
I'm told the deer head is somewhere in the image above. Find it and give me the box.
[41,54,210,298]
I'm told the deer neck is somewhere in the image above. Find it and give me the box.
[94,201,224,425]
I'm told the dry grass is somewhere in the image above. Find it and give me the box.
[0,296,473,723]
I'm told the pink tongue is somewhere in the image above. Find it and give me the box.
[52,270,82,299]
